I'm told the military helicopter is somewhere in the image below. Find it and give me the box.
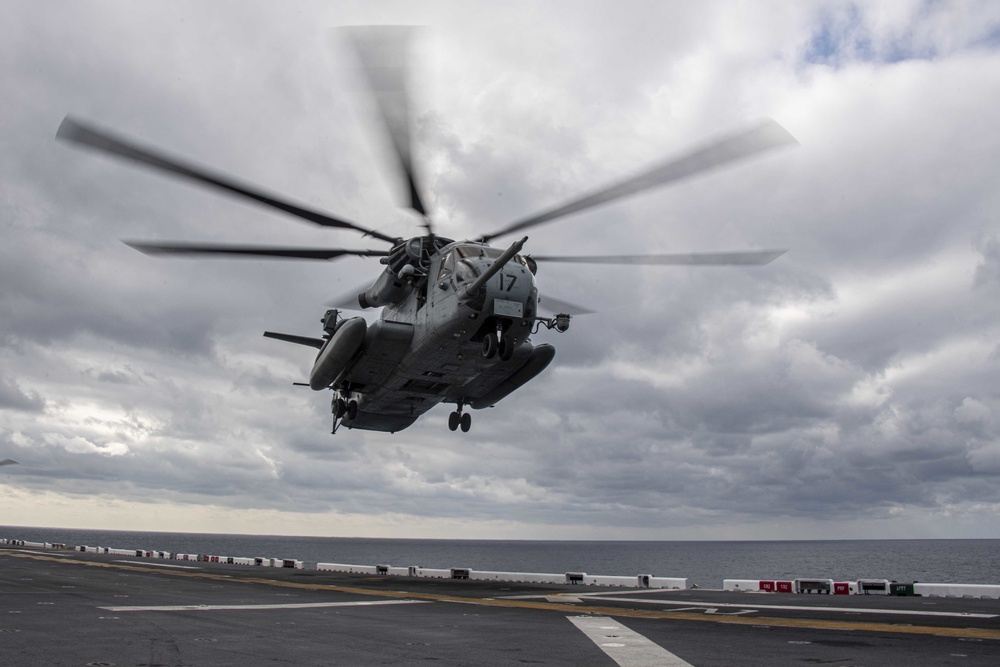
[57,27,796,434]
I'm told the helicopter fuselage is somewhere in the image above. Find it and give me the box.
[310,239,557,433]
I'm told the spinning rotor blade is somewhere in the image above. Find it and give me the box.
[537,294,594,316]
[125,241,388,261]
[478,119,797,243]
[531,249,786,266]
[344,26,431,232]
[0,459,18,467]
[322,280,374,310]
[57,116,397,244]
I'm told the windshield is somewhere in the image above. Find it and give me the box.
[454,244,525,266]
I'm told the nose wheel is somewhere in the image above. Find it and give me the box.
[448,406,472,432]
[482,328,516,362]
[482,331,498,359]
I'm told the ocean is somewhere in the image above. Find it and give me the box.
[3,526,998,588]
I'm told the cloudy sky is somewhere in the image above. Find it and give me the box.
[2,1,999,540]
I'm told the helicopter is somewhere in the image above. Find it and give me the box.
[56,27,796,434]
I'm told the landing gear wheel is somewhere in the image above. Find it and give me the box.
[481,331,498,359]
[333,397,347,418]
[459,412,471,432]
[448,411,460,431]
[347,400,359,420]
[498,335,514,361]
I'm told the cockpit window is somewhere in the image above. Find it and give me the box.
[453,244,526,266]
[455,245,499,260]
[455,259,478,283]
[437,251,455,281]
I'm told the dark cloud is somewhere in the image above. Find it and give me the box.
[0,376,45,413]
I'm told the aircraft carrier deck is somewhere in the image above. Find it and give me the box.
[2,545,998,666]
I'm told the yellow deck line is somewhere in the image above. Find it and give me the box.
[4,551,999,640]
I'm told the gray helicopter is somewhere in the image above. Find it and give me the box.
[57,28,796,434]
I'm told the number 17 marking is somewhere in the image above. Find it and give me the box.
[498,273,517,292]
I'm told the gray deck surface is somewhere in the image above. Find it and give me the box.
[2,547,998,665]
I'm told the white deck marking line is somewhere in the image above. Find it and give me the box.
[583,597,997,619]
[113,560,201,570]
[14,550,75,557]
[568,615,694,667]
[99,600,430,612]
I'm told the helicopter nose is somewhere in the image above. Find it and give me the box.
[488,264,534,314]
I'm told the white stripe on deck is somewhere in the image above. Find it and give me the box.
[113,560,201,569]
[99,600,430,612]
[583,596,997,619]
[568,615,693,667]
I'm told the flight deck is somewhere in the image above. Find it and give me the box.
[2,545,998,666]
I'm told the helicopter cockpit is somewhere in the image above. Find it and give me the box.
[436,243,532,285]
[359,236,454,309]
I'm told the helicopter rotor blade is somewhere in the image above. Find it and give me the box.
[324,281,374,310]
[124,241,389,261]
[57,116,398,244]
[343,26,432,233]
[531,249,786,266]
[536,294,595,316]
[477,119,797,243]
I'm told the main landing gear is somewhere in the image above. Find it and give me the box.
[331,393,359,434]
[448,404,471,432]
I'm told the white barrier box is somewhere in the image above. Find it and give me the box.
[105,548,139,557]
[582,575,638,587]
[469,571,565,584]
[316,562,379,574]
[414,567,450,578]
[231,557,256,566]
[281,559,304,569]
[795,578,834,594]
[914,583,1000,599]
[648,577,687,590]
[724,579,763,592]
[858,579,890,595]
